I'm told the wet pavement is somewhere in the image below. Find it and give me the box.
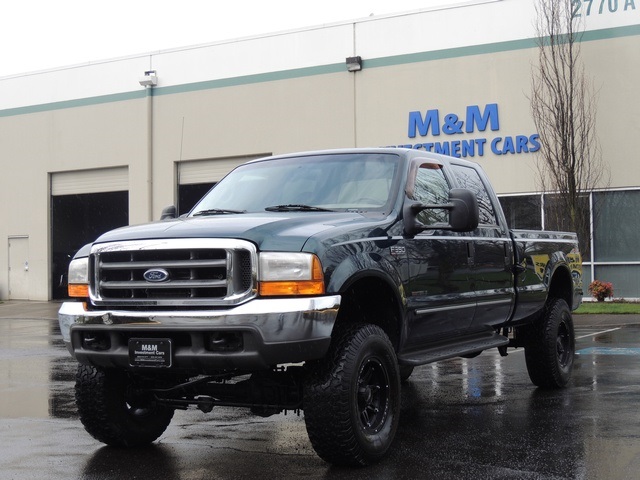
[1,301,639,479]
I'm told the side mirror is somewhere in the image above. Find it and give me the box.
[448,188,479,232]
[403,188,479,237]
[160,205,177,220]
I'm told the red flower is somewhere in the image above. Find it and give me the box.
[588,280,614,302]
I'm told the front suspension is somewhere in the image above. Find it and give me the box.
[149,366,305,417]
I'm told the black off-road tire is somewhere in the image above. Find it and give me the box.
[524,298,575,389]
[75,364,174,447]
[304,324,401,466]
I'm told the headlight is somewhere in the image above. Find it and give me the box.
[67,257,89,298]
[258,252,325,296]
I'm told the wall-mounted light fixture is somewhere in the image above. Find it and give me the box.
[139,70,158,87]
[345,56,362,72]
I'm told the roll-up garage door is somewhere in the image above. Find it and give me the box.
[177,155,264,185]
[50,166,129,300]
[51,166,129,196]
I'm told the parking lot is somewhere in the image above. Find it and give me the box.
[1,301,639,479]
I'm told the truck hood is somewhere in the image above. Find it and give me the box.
[94,212,382,251]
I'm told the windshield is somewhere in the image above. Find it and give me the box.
[190,153,400,215]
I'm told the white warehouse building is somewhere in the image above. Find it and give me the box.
[0,0,638,301]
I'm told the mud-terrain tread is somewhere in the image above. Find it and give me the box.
[75,364,174,447]
[303,323,400,466]
[524,298,575,389]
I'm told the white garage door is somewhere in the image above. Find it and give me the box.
[51,166,128,196]
[177,155,266,185]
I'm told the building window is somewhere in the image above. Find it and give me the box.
[498,195,542,230]
[498,189,640,298]
[543,193,591,261]
[593,190,640,263]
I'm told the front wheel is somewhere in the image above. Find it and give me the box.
[75,365,174,447]
[524,298,575,389]
[304,324,401,466]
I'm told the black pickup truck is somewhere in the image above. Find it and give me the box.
[58,148,582,466]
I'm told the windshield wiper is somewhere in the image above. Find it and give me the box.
[193,208,246,216]
[265,204,334,212]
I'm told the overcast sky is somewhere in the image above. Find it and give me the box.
[0,0,465,78]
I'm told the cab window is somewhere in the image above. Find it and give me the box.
[411,165,450,225]
[450,164,497,226]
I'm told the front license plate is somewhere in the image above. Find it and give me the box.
[129,338,172,368]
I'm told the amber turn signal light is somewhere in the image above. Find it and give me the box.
[68,284,89,298]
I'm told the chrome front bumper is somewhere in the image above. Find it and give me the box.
[58,295,341,371]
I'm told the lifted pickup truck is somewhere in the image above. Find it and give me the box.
[59,148,582,466]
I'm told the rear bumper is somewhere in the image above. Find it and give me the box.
[58,295,340,372]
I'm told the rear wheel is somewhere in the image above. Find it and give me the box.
[304,324,401,466]
[524,298,575,388]
[75,365,174,446]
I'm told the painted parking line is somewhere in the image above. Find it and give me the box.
[575,327,622,340]
[472,327,627,357]
[574,327,640,355]
[576,347,640,355]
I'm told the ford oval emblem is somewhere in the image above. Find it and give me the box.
[143,268,170,283]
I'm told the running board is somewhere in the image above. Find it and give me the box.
[397,331,510,366]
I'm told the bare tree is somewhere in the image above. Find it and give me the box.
[529,0,608,257]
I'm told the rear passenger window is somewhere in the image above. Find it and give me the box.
[450,164,497,226]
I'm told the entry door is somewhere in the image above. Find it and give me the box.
[8,236,29,300]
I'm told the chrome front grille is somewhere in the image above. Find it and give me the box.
[90,239,257,307]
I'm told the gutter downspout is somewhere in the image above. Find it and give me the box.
[140,70,157,222]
